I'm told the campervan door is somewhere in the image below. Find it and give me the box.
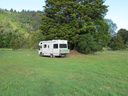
[52,43,59,56]
[42,43,51,55]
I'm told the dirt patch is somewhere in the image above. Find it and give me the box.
[99,86,111,90]
[5,67,12,71]
[27,54,31,56]
[67,50,93,55]
[67,50,85,55]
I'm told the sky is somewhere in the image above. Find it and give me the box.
[0,0,128,32]
[0,0,46,11]
[104,0,128,32]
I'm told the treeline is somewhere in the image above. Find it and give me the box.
[0,8,44,32]
[0,0,128,53]
[108,29,128,50]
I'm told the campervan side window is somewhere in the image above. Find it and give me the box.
[60,44,67,48]
[44,44,47,48]
[53,44,58,49]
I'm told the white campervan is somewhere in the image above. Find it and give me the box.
[38,40,70,58]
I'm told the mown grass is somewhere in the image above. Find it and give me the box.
[0,50,128,96]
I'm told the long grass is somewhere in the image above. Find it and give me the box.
[0,50,128,96]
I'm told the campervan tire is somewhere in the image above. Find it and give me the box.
[50,54,53,58]
[61,55,66,57]
[40,52,43,57]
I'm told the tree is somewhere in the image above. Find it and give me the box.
[14,10,17,12]
[0,34,4,48]
[5,9,8,11]
[40,0,108,49]
[10,33,24,50]
[22,9,25,12]
[3,34,12,48]
[105,19,118,37]
[27,30,45,49]
[77,33,102,54]
[10,8,13,12]
[117,28,128,44]
[109,34,125,50]
[25,24,34,33]
[0,20,14,48]
[93,19,111,47]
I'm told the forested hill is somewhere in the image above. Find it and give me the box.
[0,9,45,49]
[0,9,44,34]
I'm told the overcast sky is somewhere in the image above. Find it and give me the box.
[1,0,128,32]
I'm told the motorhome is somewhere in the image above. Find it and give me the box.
[38,40,70,58]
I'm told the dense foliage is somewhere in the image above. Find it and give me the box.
[77,18,111,54]
[0,2,127,52]
[40,0,109,50]
[77,33,102,54]
[105,19,118,37]
[0,9,44,49]
[117,28,128,44]
[109,34,125,50]
[108,28,128,50]
[93,19,111,47]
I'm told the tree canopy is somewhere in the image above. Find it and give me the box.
[40,0,109,49]
[105,19,118,37]
[117,28,128,44]
[109,34,125,50]
[77,33,102,54]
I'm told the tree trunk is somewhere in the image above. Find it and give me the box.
[73,42,77,50]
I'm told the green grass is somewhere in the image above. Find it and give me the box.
[0,50,128,96]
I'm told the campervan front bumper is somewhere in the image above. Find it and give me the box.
[60,49,70,54]
[59,49,69,56]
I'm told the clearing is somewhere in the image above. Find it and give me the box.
[0,50,128,96]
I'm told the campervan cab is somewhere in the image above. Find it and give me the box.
[38,40,70,58]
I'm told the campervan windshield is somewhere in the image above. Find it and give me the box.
[60,44,67,48]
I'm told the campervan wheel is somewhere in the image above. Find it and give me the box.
[61,55,66,57]
[50,54,55,58]
[50,54,53,58]
[40,52,44,57]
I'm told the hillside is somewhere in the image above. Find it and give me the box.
[0,9,45,49]
[0,9,44,34]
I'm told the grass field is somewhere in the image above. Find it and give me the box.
[0,50,128,96]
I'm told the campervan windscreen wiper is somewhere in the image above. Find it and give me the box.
[60,44,67,48]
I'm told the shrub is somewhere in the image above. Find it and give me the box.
[109,34,125,50]
[77,33,102,54]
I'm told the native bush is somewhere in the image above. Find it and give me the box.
[109,34,125,50]
[77,33,102,54]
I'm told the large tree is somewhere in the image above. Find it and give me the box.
[117,28,128,44]
[93,19,111,47]
[105,19,118,37]
[77,33,102,54]
[40,0,109,49]
[109,34,125,50]
[77,18,111,54]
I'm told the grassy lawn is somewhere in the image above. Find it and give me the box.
[0,50,128,96]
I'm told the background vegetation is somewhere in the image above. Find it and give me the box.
[0,9,45,49]
[0,0,128,52]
